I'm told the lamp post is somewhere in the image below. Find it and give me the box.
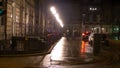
[81,14,86,42]
[89,7,102,56]
[89,7,97,33]
[82,14,86,33]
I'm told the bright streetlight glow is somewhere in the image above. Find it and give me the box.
[50,6,64,28]
[50,7,57,15]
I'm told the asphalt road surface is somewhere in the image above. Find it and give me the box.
[41,37,95,67]
[0,37,120,68]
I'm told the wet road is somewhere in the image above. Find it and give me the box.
[0,37,94,68]
[41,37,94,67]
[0,37,120,68]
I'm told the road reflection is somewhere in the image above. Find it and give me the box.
[81,41,86,53]
[50,38,93,61]
[80,41,93,54]
[42,37,94,66]
[51,37,66,61]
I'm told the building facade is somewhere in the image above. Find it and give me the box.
[6,0,36,39]
[102,0,120,39]
[0,0,37,40]
[0,0,60,40]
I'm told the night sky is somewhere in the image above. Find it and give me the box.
[53,0,120,25]
[53,0,82,25]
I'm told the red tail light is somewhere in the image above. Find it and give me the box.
[82,33,85,36]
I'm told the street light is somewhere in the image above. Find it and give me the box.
[50,6,64,28]
[82,14,86,32]
[50,7,57,15]
[89,7,97,11]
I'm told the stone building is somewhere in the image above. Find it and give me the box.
[6,0,36,39]
[0,0,37,40]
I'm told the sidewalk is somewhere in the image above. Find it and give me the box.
[93,42,120,64]
[0,38,58,68]
[0,45,54,57]
[0,37,59,57]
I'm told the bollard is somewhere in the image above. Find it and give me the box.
[93,34,101,56]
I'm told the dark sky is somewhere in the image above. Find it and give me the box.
[53,0,82,25]
[53,0,120,25]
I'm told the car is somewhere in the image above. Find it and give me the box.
[82,31,91,42]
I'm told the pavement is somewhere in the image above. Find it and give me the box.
[39,37,120,68]
[0,37,60,68]
[0,37,119,60]
[0,36,61,57]
[0,45,54,57]
[0,37,120,68]
[93,44,120,65]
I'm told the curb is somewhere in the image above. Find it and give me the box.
[0,46,53,57]
[0,40,58,57]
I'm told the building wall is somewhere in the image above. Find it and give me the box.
[6,0,35,39]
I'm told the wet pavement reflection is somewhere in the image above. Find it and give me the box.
[81,41,93,54]
[41,37,94,67]
[51,37,66,61]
